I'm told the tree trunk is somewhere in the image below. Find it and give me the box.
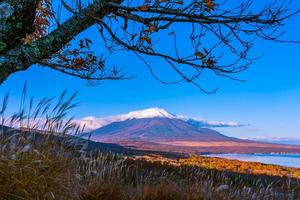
[0,0,38,53]
[0,0,121,84]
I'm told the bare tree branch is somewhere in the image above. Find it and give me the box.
[0,0,299,91]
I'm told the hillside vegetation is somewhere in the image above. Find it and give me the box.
[1,133,300,200]
[180,156,300,179]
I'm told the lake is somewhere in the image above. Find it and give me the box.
[205,153,300,168]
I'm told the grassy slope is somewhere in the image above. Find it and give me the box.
[1,133,300,200]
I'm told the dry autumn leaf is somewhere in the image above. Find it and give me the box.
[148,26,157,32]
[139,5,149,11]
[195,51,206,59]
[207,58,216,66]
[22,36,34,44]
[140,36,152,44]
[205,0,217,10]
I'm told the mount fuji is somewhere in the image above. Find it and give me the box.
[78,107,243,131]
[80,108,300,154]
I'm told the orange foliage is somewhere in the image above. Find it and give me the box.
[23,0,54,44]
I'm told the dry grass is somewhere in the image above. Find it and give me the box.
[1,134,300,200]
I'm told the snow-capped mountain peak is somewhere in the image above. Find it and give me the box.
[125,108,176,119]
[76,108,176,131]
[76,107,244,131]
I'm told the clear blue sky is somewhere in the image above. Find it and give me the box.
[1,1,300,139]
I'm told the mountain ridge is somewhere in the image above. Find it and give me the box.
[78,107,244,131]
[88,117,238,143]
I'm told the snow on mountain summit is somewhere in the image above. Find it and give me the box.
[76,108,176,131]
[125,108,176,119]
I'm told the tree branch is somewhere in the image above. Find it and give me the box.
[0,0,121,84]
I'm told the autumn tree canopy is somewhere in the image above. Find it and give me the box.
[0,0,299,92]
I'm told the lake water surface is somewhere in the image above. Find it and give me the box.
[205,153,300,168]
